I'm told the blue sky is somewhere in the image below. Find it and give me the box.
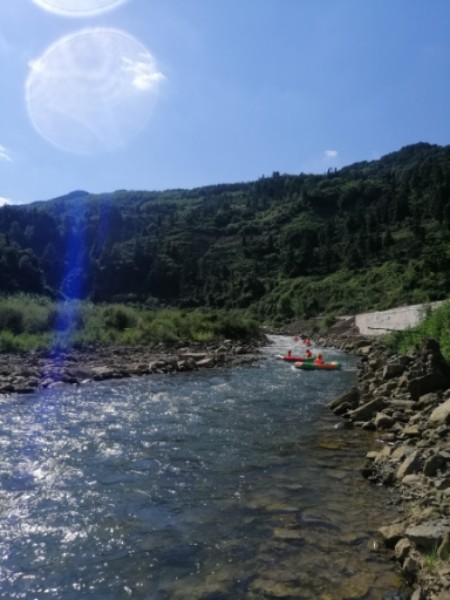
[1,0,450,205]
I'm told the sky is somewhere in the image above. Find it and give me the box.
[1,0,450,205]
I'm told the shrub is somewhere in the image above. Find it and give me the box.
[102,305,137,331]
[0,306,24,334]
[0,295,264,352]
[213,311,259,339]
[0,330,19,352]
[47,303,85,333]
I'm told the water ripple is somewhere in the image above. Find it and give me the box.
[0,336,409,599]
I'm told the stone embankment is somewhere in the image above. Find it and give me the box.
[317,325,450,600]
[0,338,265,395]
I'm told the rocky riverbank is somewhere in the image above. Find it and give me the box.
[0,337,266,395]
[315,324,450,600]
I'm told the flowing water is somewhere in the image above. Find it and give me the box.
[0,336,409,600]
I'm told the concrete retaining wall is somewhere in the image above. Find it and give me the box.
[355,301,445,336]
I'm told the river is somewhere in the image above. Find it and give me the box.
[0,336,409,599]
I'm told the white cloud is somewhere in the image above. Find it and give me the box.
[0,197,11,206]
[324,149,338,159]
[0,145,12,162]
[121,55,166,91]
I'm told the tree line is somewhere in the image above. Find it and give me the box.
[1,142,450,324]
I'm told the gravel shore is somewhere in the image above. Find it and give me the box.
[0,337,266,395]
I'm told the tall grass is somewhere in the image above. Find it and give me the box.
[0,295,261,353]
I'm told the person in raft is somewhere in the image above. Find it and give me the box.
[305,348,313,359]
[287,349,292,357]
[315,353,324,364]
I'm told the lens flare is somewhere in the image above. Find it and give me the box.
[31,0,128,17]
[25,28,166,154]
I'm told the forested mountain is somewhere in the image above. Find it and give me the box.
[1,142,450,323]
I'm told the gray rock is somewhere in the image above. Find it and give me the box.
[417,392,440,408]
[391,444,415,461]
[333,401,353,416]
[396,451,422,480]
[405,520,449,552]
[429,397,450,425]
[176,359,195,371]
[374,412,395,429]
[348,396,387,422]
[438,530,450,560]
[388,399,416,411]
[148,360,168,372]
[401,425,421,438]
[178,352,206,361]
[401,474,422,486]
[382,362,406,379]
[435,476,450,491]
[423,453,449,477]
[402,551,421,577]
[395,537,412,561]
[195,356,216,368]
[378,522,407,547]
[329,387,360,410]
[91,366,117,379]
[408,373,450,402]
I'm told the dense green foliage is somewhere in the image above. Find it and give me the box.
[1,142,450,323]
[0,295,260,352]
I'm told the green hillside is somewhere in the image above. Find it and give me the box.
[1,141,450,324]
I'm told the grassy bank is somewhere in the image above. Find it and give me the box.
[0,294,261,353]
[385,299,450,359]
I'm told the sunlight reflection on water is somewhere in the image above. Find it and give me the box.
[0,336,410,599]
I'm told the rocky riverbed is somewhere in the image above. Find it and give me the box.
[0,338,266,395]
[316,324,450,600]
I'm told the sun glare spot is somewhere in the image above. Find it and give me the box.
[31,0,128,17]
[25,28,166,154]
